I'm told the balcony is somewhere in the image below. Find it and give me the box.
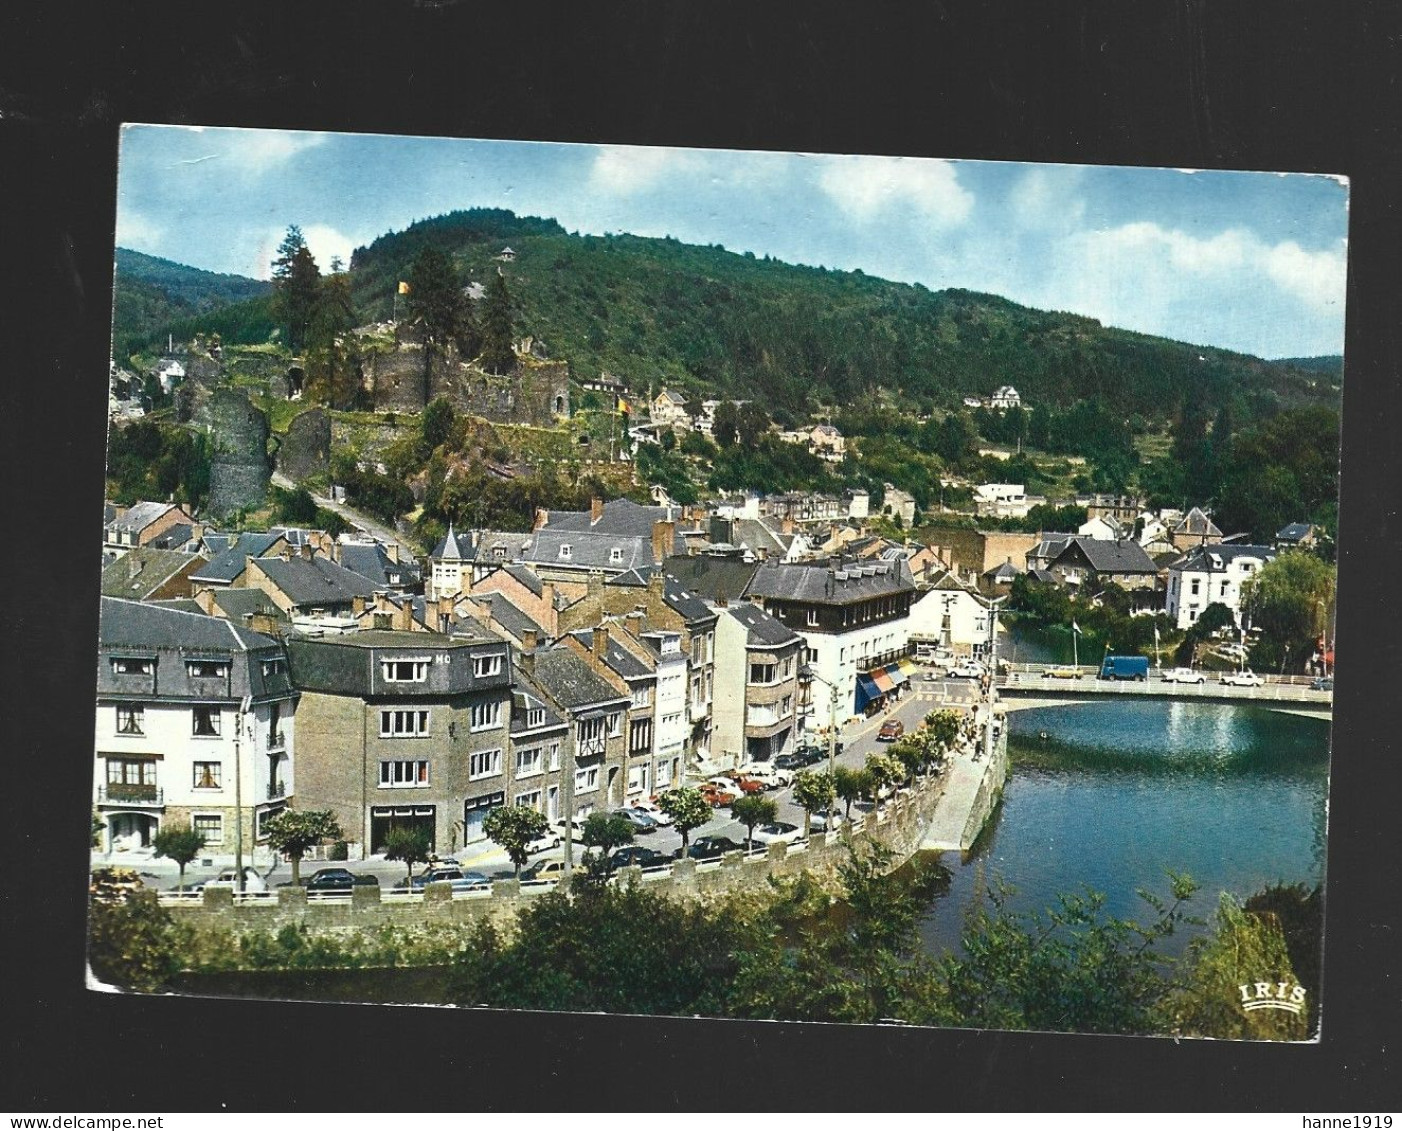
[266,779,288,801]
[268,730,287,751]
[97,784,164,807]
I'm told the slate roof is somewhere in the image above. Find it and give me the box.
[200,532,234,556]
[1029,568,1058,584]
[1171,544,1277,574]
[100,547,203,599]
[429,524,469,561]
[659,555,762,604]
[1053,537,1160,574]
[1030,533,1077,560]
[147,598,206,616]
[1172,507,1222,537]
[568,629,655,680]
[99,595,277,652]
[1276,522,1315,541]
[985,560,1023,580]
[207,588,288,624]
[541,498,686,541]
[529,647,629,710]
[339,542,420,588]
[252,555,382,607]
[510,667,567,735]
[724,602,801,649]
[107,501,176,536]
[528,529,657,572]
[190,531,285,584]
[746,558,915,605]
[149,523,196,551]
[474,531,531,564]
[501,562,544,597]
[662,577,717,623]
[467,592,547,642]
[607,565,661,587]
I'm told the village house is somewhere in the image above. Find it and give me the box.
[989,385,1022,409]
[563,621,661,804]
[104,501,197,557]
[710,601,803,768]
[286,625,517,856]
[1170,507,1224,551]
[907,570,996,662]
[101,546,208,602]
[94,598,296,856]
[1166,543,1277,630]
[243,548,383,622]
[1041,536,1162,595]
[650,388,692,431]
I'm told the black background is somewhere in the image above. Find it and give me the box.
[4,0,1397,1112]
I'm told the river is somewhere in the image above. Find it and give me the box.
[918,699,1331,958]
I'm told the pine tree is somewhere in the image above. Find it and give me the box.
[407,247,468,405]
[271,226,322,354]
[481,268,516,375]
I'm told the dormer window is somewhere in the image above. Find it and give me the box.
[559,544,573,560]
[473,654,504,679]
[526,707,546,728]
[111,657,153,676]
[609,547,623,564]
[187,660,229,679]
[382,659,429,682]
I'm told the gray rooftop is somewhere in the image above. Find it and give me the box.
[99,596,278,652]
[542,498,685,537]
[660,555,762,604]
[107,501,176,535]
[1054,537,1159,574]
[1172,544,1277,573]
[429,524,470,561]
[528,529,659,572]
[338,542,420,588]
[746,558,915,605]
[724,602,801,649]
[529,647,629,711]
[568,629,655,680]
[208,588,288,624]
[190,531,284,583]
[251,554,382,607]
[467,592,547,642]
[100,547,204,599]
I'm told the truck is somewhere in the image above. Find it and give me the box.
[1099,654,1150,681]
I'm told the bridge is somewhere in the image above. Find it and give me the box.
[992,663,1332,718]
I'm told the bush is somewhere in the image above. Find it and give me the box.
[329,840,349,861]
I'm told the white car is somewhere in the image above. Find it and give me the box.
[750,821,805,845]
[1220,670,1264,687]
[1161,667,1206,685]
[950,661,987,679]
[201,867,268,892]
[737,764,794,789]
[525,827,562,854]
[628,797,674,826]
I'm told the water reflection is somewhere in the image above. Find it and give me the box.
[921,701,1330,959]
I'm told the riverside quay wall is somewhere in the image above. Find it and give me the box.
[162,767,955,938]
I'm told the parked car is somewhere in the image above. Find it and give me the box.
[809,811,847,834]
[521,858,585,883]
[950,661,987,679]
[202,867,268,893]
[751,821,805,845]
[301,867,378,892]
[609,846,670,871]
[1310,676,1334,691]
[1220,670,1264,687]
[613,807,661,833]
[701,785,739,807]
[525,828,561,854]
[630,797,674,825]
[738,763,794,789]
[877,719,905,741]
[702,776,749,797]
[685,835,747,860]
[1161,667,1207,685]
[1045,665,1083,680]
[408,868,491,894]
[775,745,825,771]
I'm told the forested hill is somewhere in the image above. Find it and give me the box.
[113,248,272,357]
[347,209,1338,421]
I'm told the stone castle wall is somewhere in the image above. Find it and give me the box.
[207,388,271,519]
[277,407,332,483]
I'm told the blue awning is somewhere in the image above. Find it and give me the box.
[855,674,881,710]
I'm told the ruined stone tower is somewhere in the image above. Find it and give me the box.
[206,388,271,519]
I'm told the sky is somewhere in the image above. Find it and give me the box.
[115,125,1349,359]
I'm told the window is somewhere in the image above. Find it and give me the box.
[631,686,652,709]
[116,704,145,735]
[547,742,561,771]
[470,701,502,732]
[192,814,223,845]
[472,654,504,679]
[192,706,221,737]
[469,748,502,780]
[1220,581,1230,597]
[806,609,819,627]
[578,716,606,754]
[515,789,543,811]
[781,695,793,715]
[380,709,430,737]
[380,759,429,787]
[627,764,650,793]
[381,659,428,682]
[629,718,653,754]
[525,706,546,728]
[575,765,599,794]
[111,657,152,675]
[781,657,794,679]
[261,657,285,679]
[107,759,156,786]
[515,746,542,777]
[607,712,623,738]
[559,544,573,560]
[656,760,672,788]
[187,660,228,678]
[1190,578,1201,596]
[193,762,222,790]
[750,663,776,685]
[609,547,623,563]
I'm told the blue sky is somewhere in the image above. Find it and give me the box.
[115,125,1349,359]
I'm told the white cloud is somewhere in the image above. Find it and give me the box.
[1010,166,1086,230]
[207,127,329,175]
[302,224,358,271]
[815,155,973,225]
[114,209,163,252]
[588,145,700,196]
[1263,239,1348,310]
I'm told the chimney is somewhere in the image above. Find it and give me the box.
[592,624,610,661]
[625,611,645,637]
[384,542,400,564]
[651,519,675,566]
[352,595,368,617]
[781,516,795,536]
[533,507,550,532]
[587,571,604,598]
[519,649,535,676]
[755,546,769,562]
[396,599,413,631]
[590,496,604,525]
[522,628,540,652]
[299,542,314,562]
[647,572,665,600]
[249,612,281,637]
